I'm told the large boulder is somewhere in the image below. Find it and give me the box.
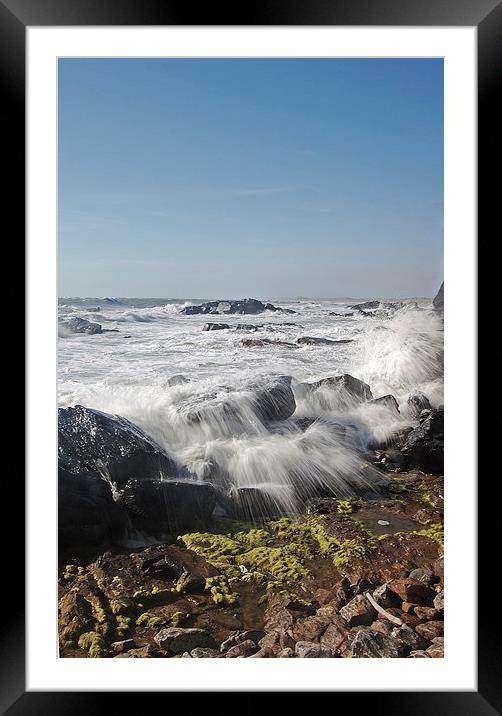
[407,392,432,418]
[181,298,295,316]
[348,300,380,310]
[400,407,444,474]
[180,375,296,427]
[58,405,178,487]
[120,479,216,534]
[302,374,373,404]
[432,282,444,311]
[58,467,125,556]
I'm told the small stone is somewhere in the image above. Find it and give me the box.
[292,615,330,642]
[414,606,442,621]
[113,645,156,658]
[433,591,444,611]
[415,621,444,642]
[277,647,295,658]
[235,629,265,644]
[249,647,275,658]
[402,602,418,614]
[154,627,218,655]
[190,648,220,658]
[388,578,434,605]
[225,640,259,658]
[391,624,428,653]
[319,618,350,653]
[349,630,400,658]
[372,584,401,609]
[409,568,435,585]
[409,650,431,658]
[295,641,333,658]
[111,639,136,654]
[182,652,192,658]
[369,620,393,637]
[426,642,444,658]
[339,594,376,627]
[258,631,281,649]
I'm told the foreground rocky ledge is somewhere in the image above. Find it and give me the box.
[59,470,444,659]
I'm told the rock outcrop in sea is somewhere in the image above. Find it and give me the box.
[181,298,296,315]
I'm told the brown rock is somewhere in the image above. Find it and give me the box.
[292,615,330,642]
[402,602,418,614]
[391,624,428,653]
[258,631,281,649]
[114,645,157,658]
[409,568,435,585]
[320,618,350,653]
[277,647,295,658]
[339,594,376,627]
[372,583,401,609]
[388,578,434,605]
[414,606,442,621]
[154,627,218,655]
[295,641,333,658]
[415,621,444,642]
[225,640,259,658]
[433,591,444,611]
[349,630,400,658]
[426,641,444,658]
[369,620,394,637]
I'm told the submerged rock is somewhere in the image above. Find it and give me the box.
[348,301,380,310]
[202,323,230,331]
[181,298,295,316]
[58,405,177,487]
[296,336,353,346]
[62,317,103,335]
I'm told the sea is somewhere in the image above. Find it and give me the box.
[58,297,444,513]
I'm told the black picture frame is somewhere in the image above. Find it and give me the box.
[4,0,491,709]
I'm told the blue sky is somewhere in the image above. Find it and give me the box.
[58,58,443,298]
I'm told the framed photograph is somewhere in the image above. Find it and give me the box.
[4,0,489,709]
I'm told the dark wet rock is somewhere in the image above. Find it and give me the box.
[349,301,380,310]
[229,486,281,522]
[407,392,432,418]
[181,298,295,316]
[154,627,218,655]
[388,579,434,605]
[297,336,353,346]
[190,647,220,658]
[58,467,126,556]
[202,323,230,331]
[369,395,400,413]
[182,375,296,427]
[58,405,177,486]
[339,595,376,627]
[112,639,136,654]
[138,543,218,582]
[87,307,100,312]
[400,408,444,474]
[305,374,373,402]
[167,374,190,387]
[415,621,444,642]
[295,641,333,658]
[120,479,216,534]
[433,282,444,311]
[63,317,103,335]
[348,630,400,658]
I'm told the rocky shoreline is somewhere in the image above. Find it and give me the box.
[59,470,444,659]
[58,288,444,659]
